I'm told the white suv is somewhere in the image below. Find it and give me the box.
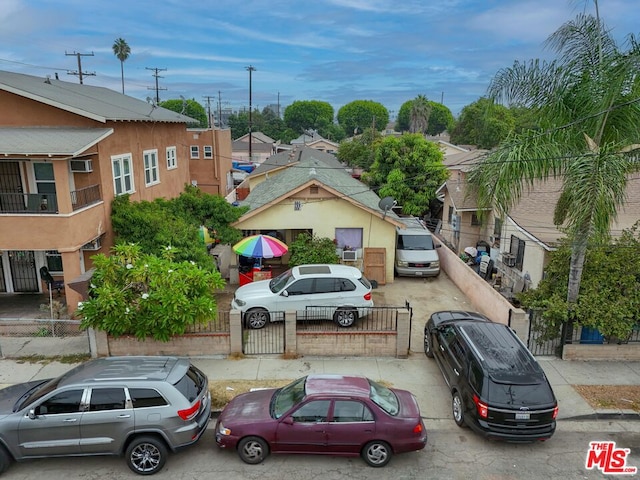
[231,264,374,329]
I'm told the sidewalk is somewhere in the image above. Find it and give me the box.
[1,354,639,422]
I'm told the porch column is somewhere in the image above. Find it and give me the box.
[229,310,243,354]
[52,161,72,214]
[284,310,297,357]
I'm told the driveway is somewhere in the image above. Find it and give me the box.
[371,272,474,354]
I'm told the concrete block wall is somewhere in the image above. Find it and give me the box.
[105,333,230,356]
[563,344,640,361]
[296,331,396,357]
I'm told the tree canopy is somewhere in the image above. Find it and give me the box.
[449,97,515,148]
[283,100,334,134]
[362,134,449,216]
[468,7,640,313]
[336,127,382,170]
[519,224,640,340]
[79,243,225,341]
[160,98,208,128]
[396,99,454,135]
[111,185,247,270]
[112,38,130,94]
[337,100,389,136]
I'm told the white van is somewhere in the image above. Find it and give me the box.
[395,217,441,277]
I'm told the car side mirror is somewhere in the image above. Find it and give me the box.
[281,290,289,297]
[436,244,442,248]
[28,408,37,420]
[282,416,294,425]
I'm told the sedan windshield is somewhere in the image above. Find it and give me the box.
[368,379,399,415]
[271,376,306,418]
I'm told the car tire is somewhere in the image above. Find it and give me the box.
[0,445,12,474]
[126,435,168,475]
[452,391,466,427]
[238,436,269,465]
[361,440,392,467]
[245,309,269,329]
[334,307,357,327]
[424,330,434,358]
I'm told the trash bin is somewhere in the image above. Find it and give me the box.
[580,327,604,344]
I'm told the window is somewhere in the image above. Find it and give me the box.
[493,218,502,237]
[509,235,526,271]
[89,388,126,411]
[37,389,83,415]
[448,206,454,224]
[173,365,206,402]
[449,338,466,366]
[287,279,314,295]
[190,146,199,159]
[471,212,482,226]
[291,400,330,423]
[143,149,160,186]
[34,162,56,195]
[334,228,362,250]
[46,250,63,273]
[112,154,134,195]
[129,388,168,408]
[332,400,373,422]
[166,146,177,170]
[203,145,213,158]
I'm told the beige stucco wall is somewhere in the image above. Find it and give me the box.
[235,196,398,282]
[502,218,548,288]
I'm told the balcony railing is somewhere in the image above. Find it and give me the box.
[0,184,101,214]
[71,184,102,211]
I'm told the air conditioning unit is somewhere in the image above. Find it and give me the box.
[70,159,93,173]
[342,250,357,261]
[502,253,516,267]
[81,237,102,251]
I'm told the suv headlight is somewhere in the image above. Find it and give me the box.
[432,261,440,267]
[234,298,246,307]
[397,260,408,267]
[218,423,231,436]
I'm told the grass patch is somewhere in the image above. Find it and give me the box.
[574,385,640,411]
[209,379,291,410]
[15,354,92,365]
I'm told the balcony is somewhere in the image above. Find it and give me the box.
[0,184,101,214]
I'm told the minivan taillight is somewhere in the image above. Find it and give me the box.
[413,423,423,434]
[473,394,488,419]
[364,292,372,301]
[178,400,201,421]
[552,405,559,419]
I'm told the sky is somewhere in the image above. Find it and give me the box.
[0,0,638,119]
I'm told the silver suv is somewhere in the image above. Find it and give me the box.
[0,356,210,476]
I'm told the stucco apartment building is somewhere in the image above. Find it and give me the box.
[0,70,217,313]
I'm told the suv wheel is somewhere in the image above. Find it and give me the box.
[126,436,168,475]
[361,440,392,467]
[0,445,12,474]
[334,307,357,327]
[452,392,465,427]
[246,309,269,329]
[424,330,434,358]
[238,436,269,464]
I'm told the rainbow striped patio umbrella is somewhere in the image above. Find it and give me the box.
[232,234,288,259]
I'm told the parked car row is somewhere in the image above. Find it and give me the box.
[0,310,558,475]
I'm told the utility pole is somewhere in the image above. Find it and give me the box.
[218,91,222,128]
[203,95,215,128]
[65,51,95,84]
[277,91,280,118]
[146,67,167,104]
[246,65,256,162]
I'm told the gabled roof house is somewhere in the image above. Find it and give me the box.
[233,147,404,285]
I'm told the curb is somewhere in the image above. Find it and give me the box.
[561,411,640,421]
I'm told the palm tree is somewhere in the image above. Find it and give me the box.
[112,38,131,94]
[468,3,640,315]
[409,95,431,134]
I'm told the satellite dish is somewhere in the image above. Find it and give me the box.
[378,196,397,219]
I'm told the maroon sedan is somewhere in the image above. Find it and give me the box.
[215,374,427,467]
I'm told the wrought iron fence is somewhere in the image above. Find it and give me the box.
[0,318,84,337]
[185,310,231,333]
[71,184,102,210]
[295,305,399,332]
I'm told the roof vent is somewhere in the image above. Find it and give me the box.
[309,168,316,176]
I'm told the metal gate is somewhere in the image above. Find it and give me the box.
[8,250,39,293]
[527,309,563,357]
[242,314,286,355]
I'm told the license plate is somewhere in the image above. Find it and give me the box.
[515,412,530,420]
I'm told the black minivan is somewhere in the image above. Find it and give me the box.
[424,311,558,442]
